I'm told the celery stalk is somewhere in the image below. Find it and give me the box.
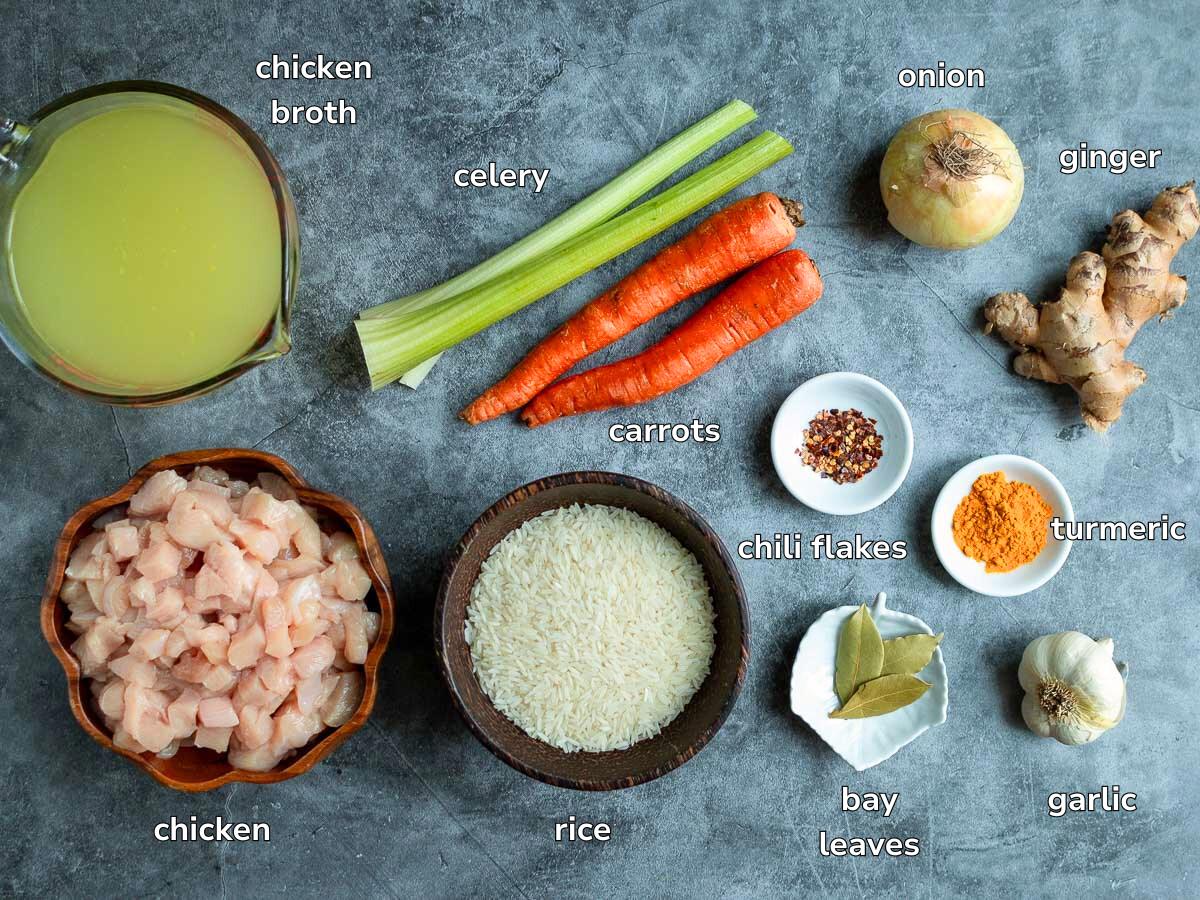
[363,100,755,324]
[356,131,793,390]
[368,100,757,387]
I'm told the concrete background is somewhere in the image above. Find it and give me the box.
[1,1,1197,897]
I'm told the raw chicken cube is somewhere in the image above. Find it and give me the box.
[227,743,285,772]
[105,521,141,561]
[289,617,331,649]
[201,664,238,693]
[256,472,298,502]
[326,559,372,603]
[109,654,158,688]
[227,622,266,670]
[129,628,170,662]
[282,575,322,623]
[65,533,107,579]
[229,518,281,564]
[234,705,274,750]
[272,700,322,752]
[99,576,130,619]
[319,672,365,727]
[294,673,326,715]
[291,636,336,679]
[198,696,240,728]
[194,726,233,753]
[326,532,360,563]
[172,649,212,684]
[166,493,228,550]
[129,470,187,516]
[205,540,255,599]
[97,678,126,719]
[196,624,231,665]
[256,656,296,695]
[72,616,125,670]
[190,465,231,486]
[134,541,182,583]
[342,606,369,666]
[190,479,232,499]
[127,576,156,609]
[240,489,291,544]
[122,685,174,753]
[268,556,324,581]
[112,726,148,755]
[167,690,201,739]
[60,578,94,614]
[283,501,322,559]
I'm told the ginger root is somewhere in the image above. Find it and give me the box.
[983,182,1199,431]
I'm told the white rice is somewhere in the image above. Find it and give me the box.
[465,503,716,753]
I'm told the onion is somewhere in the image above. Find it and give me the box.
[879,108,1023,250]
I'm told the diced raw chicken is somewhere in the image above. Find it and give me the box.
[112,726,148,755]
[129,470,187,516]
[319,672,364,728]
[294,674,325,715]
[191,479,232,499]
[282,501,322,559]
[227,743,285,772]
[289,617,331,649]
[256,472,298,502]
[196,624,231,664]
[66,468,379,773]
[363,611,381,644]
[229,518,281,564]
[234,705,274,749]
[166,493,227,550]
[256,656,296,695]
[201,664,237,693]
[146,585,186,627]
[109,654,158,688]
[254,567,279,601]
[167,690,202,739]
[72,616,125,670]
[227,622,266,670]
[130,628,170,662]
[66,533,107,579]
[341,606,368,666]
[272,700,323,752]
[240,489,291,544]
[105,521,141,561]
[198,696,240,728]
[194,726,233,753]
[292,636,336,679]
[329,559,372,602]
[282,575,322,623]
[268,556,324,581]
[204,540,255,599]
[188,489,234,528]
[99,576,130,619]
[327,532,359,563]
[126,576,155,609]
[172,649,212,684]
[60,578,94,613]
[122,685,174,753]
[133,541,181,583]
[97,678,126,719]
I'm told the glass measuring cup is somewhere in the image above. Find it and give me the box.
[0,81,299,406]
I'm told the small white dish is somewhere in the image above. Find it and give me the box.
[770,372,913,515]
[931,454,1073,597]
[790,593,947,771]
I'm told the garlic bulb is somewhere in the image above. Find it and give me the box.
[1018,631,1126,746]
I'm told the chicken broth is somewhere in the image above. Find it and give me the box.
[5,98,282,390]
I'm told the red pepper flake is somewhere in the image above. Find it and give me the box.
[795,408,884,485]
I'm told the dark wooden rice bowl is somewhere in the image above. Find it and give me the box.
[435,471,749,791]
[39,448,395,792]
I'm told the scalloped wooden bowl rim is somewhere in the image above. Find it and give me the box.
[39,448,395,792]
[435,470,750,791]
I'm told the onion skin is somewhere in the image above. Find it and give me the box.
[880,109,1024,250]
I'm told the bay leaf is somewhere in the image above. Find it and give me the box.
[829,674,931,719]
[880,633,944,677]
[834,604,884,704]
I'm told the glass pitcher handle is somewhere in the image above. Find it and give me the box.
[0,118,31,169]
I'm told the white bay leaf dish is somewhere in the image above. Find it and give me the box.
[790,592,948,770]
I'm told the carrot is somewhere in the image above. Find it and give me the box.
[461,192,804,425]
[520,249,823,427]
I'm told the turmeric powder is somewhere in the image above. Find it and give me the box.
[952,471,1053,572]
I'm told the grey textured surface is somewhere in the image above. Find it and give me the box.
[1,1,1197,897]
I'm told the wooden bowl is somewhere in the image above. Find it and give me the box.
[435,471,749,791]
[39,448,395,792]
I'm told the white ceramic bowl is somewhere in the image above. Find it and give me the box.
[931,454,1073,597]
[790,593,948,771]
[770,372,913,515]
